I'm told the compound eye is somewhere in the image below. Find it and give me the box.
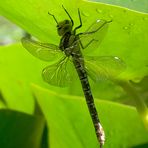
[65,20,70,24]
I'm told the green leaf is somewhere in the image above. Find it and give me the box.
[0,43,69,113]
[91,0,148,13]
[0,109,47,148]
[121,76,148,105]
[0,42,129,108]
[0,1,148,147]
[132,143,148,148]
[0,0,148,81]
[31,84,148,148]
[0,91,7,108]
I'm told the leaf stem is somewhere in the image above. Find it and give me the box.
[118,80,148,131]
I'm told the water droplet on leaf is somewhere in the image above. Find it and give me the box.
[96,19,101,23]
[81,11,89,17]
[123,9,127,13]
[114,56,119,60]
[109,14,113,18]
[96,9,102,14]
[123,26,129,30]
[129,23,134,26]
[143,17,148,21]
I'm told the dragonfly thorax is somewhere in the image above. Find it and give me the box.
[57,20,73,36]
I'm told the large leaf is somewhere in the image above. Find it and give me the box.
[32,84,148,148]
[91,0,148,13]
[0,0,148,81]
[0,43,69,113]
[132,143,148,148]
[0,109,47,148]
[0,1,148,147]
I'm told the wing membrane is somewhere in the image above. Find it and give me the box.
[42,57,74,87]
[21,37,63,61]
[78,19,111,51]
[85,56,126,82]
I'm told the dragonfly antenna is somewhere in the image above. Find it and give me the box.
[48,12,58,24]
[62,5,74,26]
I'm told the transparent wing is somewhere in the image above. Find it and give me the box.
[78,19,111,51]
[42,57,74,87]
[21,37,63,61]
[85,56,126,82]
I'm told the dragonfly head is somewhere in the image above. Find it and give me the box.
[57,20,72,36]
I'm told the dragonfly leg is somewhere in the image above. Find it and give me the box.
[62,5,74,27]
[83,20,112,35]
[80,39,98,49]
[74,8,82,33]
[77,20,112,36]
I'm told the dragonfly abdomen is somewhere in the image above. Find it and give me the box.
[72,55,105,146]
[73,56,98,116]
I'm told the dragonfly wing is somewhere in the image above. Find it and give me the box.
[78,20,110,52]
[85,56,126,82]
[21,37,63,61]
[42,57,74,87]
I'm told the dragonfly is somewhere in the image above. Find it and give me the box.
[21,5,125,148]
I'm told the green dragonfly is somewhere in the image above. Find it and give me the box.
[21,5,125,148]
